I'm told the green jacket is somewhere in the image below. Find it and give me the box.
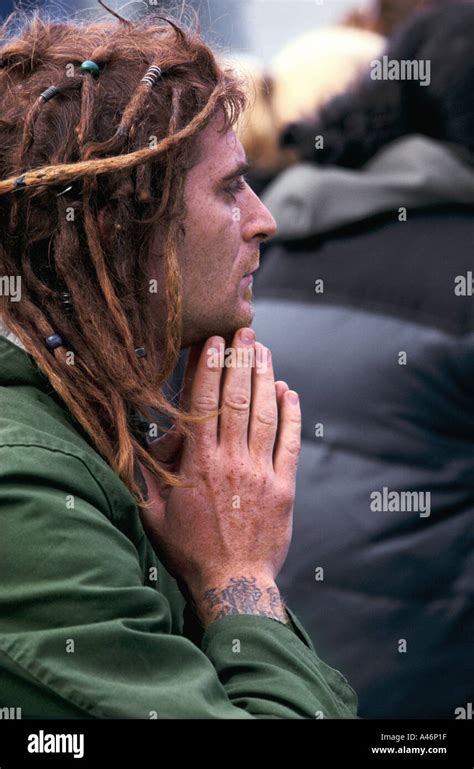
[0,335,358,719]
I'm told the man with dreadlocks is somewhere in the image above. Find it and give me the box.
[0,6,357,718]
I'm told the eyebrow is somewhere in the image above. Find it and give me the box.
[218,160,252,185]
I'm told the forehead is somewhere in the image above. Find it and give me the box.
[193,117,246,177]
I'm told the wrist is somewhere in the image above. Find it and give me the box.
[188,574,287,628]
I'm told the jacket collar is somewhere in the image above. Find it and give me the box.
[0,333,52,392]
[0,329,160,451]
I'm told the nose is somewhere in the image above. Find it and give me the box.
[242,186,278,244]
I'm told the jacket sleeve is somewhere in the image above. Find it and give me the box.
[0,445,357,719]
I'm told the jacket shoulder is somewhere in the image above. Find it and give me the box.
[0,382,137,529]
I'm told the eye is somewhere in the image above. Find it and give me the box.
[224,176,247,198]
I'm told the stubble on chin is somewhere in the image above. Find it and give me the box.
[181,301,254,349]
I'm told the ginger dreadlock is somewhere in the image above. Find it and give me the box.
[0,4,247,510]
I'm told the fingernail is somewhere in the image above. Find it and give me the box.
[287,390,299,405]
[240,328,255,345]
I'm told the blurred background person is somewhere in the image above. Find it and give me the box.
[230,0,453,194]
[233,26,384,196]
[253,2,474,718]
[344,0,464,36]
[3,0,431,57]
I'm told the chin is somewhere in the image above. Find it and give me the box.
[214,312,253,346]
[182,302,254,348]
[235,300,255,329]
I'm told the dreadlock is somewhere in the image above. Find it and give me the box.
[0,3,247,510]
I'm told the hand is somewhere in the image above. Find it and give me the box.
[139,328,301,620]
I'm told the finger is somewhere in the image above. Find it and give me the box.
[186,335,224,447]
[248,342,278,462]
[275,380,289,405]
[273,389,301,478]
[273,381,288,466]
[219,327,255,452]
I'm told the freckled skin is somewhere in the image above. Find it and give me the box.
[177,114,277,347]
[140,118,297,627]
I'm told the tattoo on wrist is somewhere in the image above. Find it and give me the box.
[200,576,289,624]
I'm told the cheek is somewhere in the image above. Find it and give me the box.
[212,198,241,235]
[181,194,242,286]
[185,194,238,248]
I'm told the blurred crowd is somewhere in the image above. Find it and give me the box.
[237,0,474,719]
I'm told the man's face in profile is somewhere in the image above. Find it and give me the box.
[177,114,277,347]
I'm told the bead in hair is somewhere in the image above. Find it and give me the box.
[45,333,64,351]
[13,176,26,189]
[141,65,163,88]
[40,85,62,102]
[60,292,74,317]
[80,60,100,78]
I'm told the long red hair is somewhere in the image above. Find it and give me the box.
[0,4,247,508]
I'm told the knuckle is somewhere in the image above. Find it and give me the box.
[281,487,295,507]
[254,408,277,426]
[285,437,301,456]
[193,394,219,413]
[224,392,250,412]
[204,360,223,375]
[287,410,302,424]
[277,478,295,499]
[224,462,243,483]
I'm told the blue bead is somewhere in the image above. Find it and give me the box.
[45,334,63,350]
